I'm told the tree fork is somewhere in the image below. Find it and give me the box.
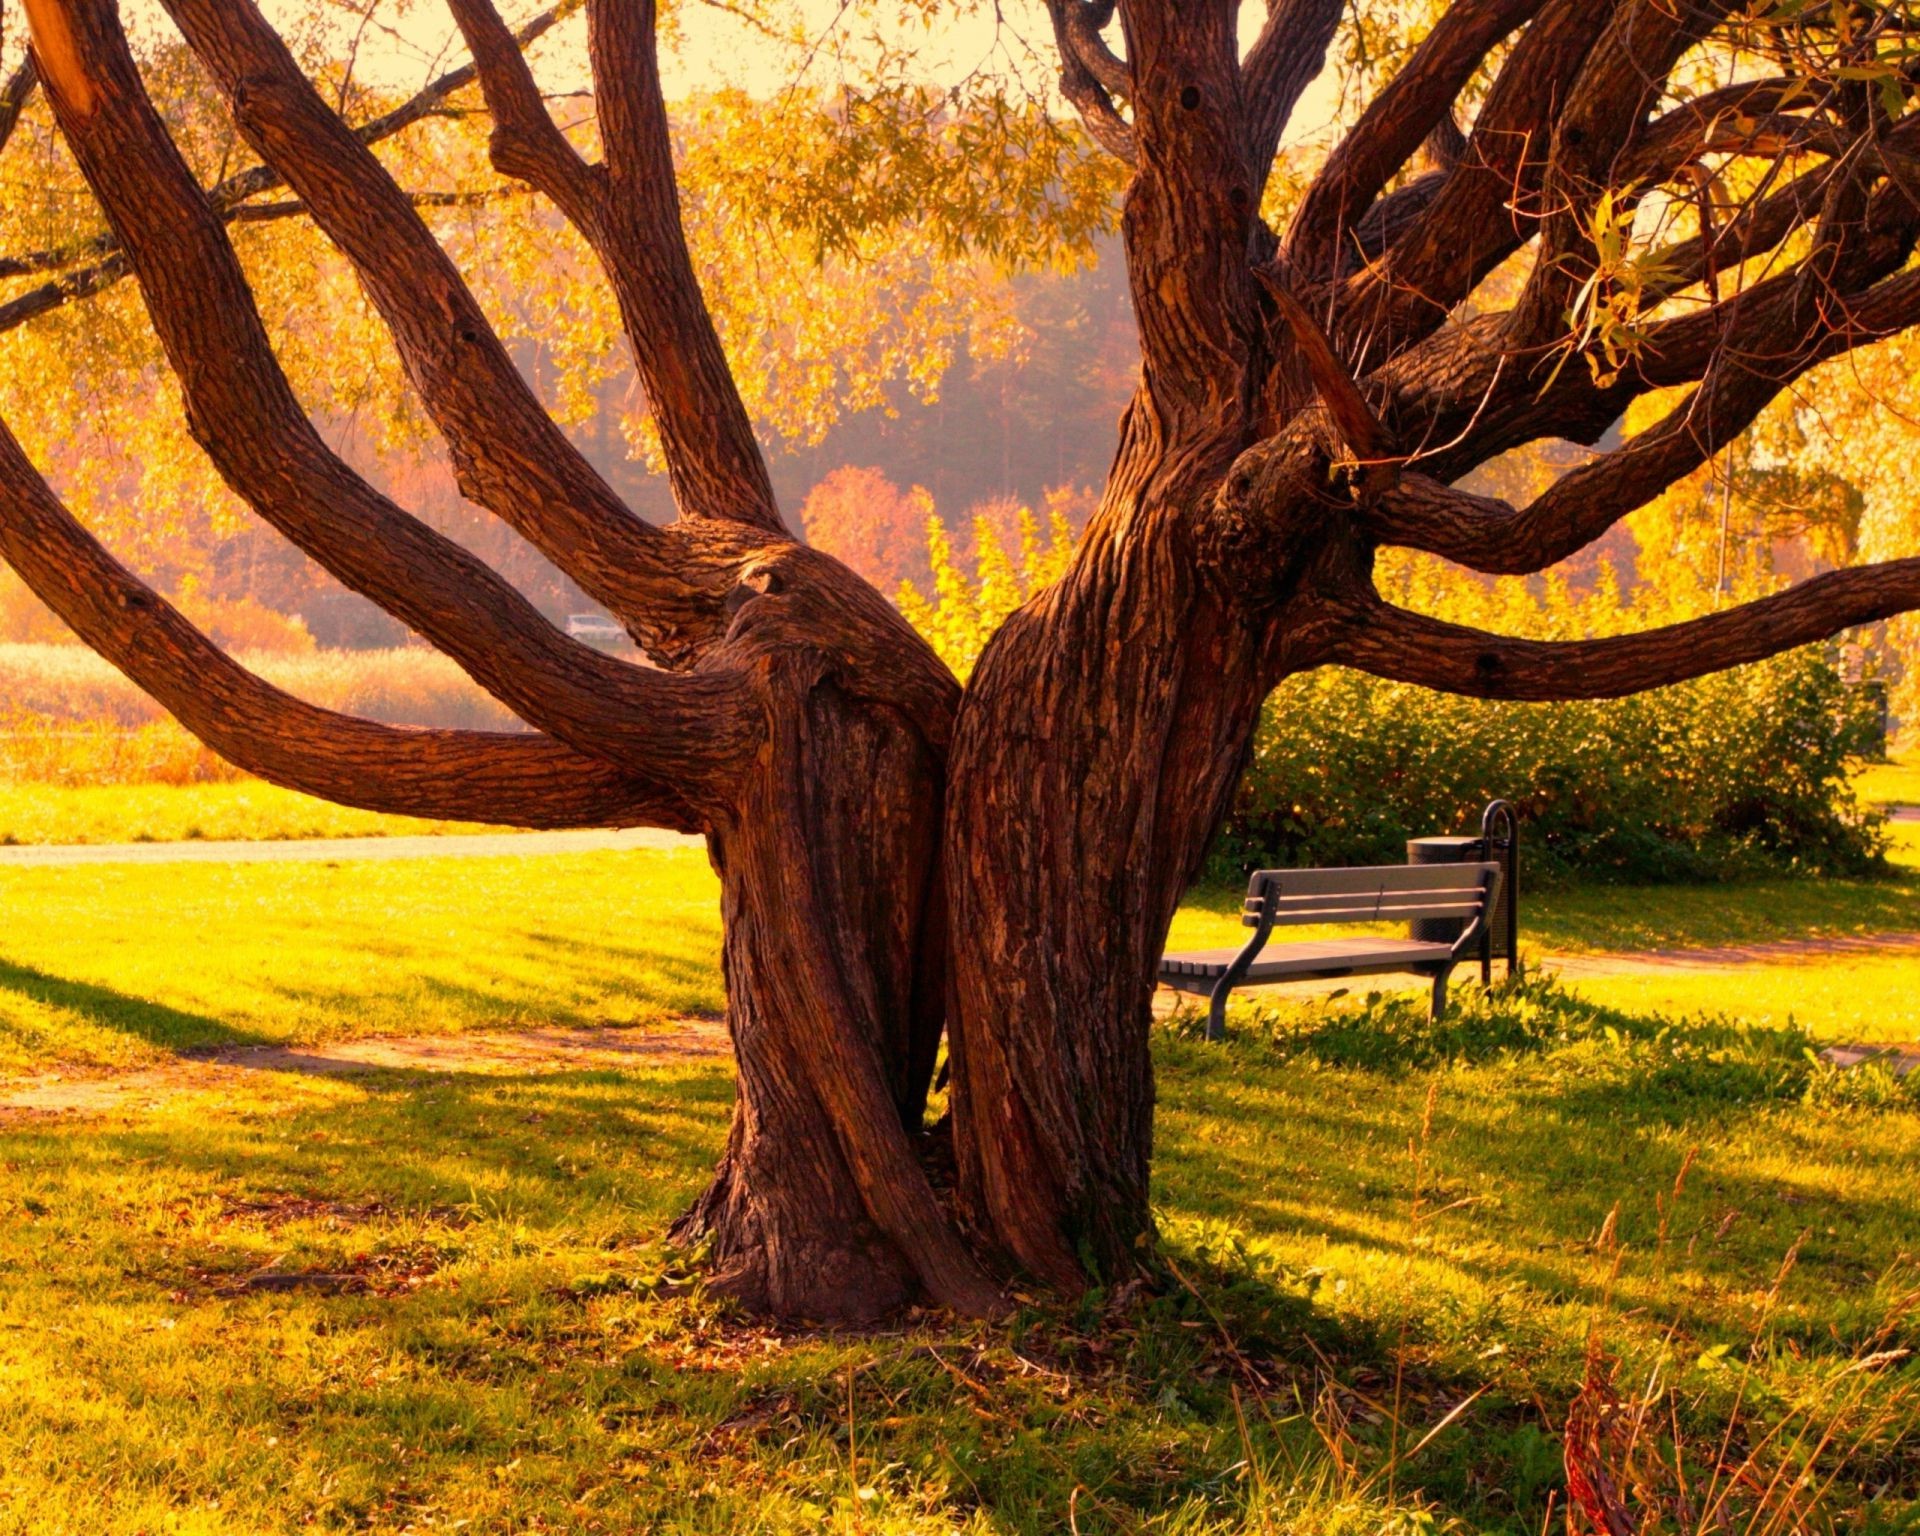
[678,654,1002,1320]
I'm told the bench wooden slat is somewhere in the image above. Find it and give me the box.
[1251,894,1489,917]
[1238,863,1499,926]
[1160,937,1454,983]
[1247,863,1498,897]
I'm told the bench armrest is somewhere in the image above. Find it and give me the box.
[1447,866,1503,964]
[1204,884,1279,1041]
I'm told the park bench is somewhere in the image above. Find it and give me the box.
[1159,802,1519,1041]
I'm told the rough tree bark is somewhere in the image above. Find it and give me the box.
[7,0,1920,1319]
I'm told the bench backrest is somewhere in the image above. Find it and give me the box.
[1242,863,1501,928]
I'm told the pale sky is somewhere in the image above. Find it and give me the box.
[96,0,1341,139]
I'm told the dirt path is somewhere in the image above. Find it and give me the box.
[0,1020,731,1119]
[0,827,701,868]
[1545,929,1920,975]
[1154,930,1920,1011]
[10,929,1920,1121]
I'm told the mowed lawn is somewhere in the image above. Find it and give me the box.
[0,805,1915,1530]
[0,848,724,1073]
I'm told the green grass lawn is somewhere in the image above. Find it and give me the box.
[0,849,724,1074]
[1,814,1917,1530]
[1,980,1912,1532]
[1856,751,1920,807]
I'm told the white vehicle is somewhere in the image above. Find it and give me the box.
[564,613,629,649]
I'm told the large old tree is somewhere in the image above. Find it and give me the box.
[6,0,1920,1319]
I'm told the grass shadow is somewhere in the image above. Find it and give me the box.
[0,955,264,1051]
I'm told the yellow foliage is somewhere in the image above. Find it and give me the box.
[895,494,1079,678]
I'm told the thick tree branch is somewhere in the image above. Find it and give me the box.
[1333,0,1614,371]
[446,0,787,533]
[1286,0,1543,283]
[1115,0,1262,448]
[26,0,756,785]
[1043,0,1137,162]
[444,0,602,222]
[1507,0,1746,344]
[1240,0,1341,199]
[1334,559,1920,701]
[0,57,35,154]
[0,416,694,830]
[576,0,787,531]
[1621,77,1828,187]
[151,0,733,650]
[1368,252,1920,572]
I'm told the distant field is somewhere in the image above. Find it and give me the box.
[0,642,520,790]
[0,642,514,731]
[1857,752,1920,807]
[0,782,510,846]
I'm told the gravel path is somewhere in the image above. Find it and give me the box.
[0,827,701,868]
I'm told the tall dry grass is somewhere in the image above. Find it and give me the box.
[0,643,522,785]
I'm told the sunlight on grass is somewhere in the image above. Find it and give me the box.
[0,850,724,1073]
[0,981,1912,1532]
[1856,752,1920,807]
[1565,955,1920,1040]
[0,832,1915,1528]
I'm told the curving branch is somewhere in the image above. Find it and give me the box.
[1240,0,1342,200]
[147,0,736,648]
[444,0,601,220]
[1334,558,1920,701]
[0,248,127,333]
[0,187,520,283]
[450,0,786,533]
[1331,0,1614,370]
[0,9,563,323]
[26,0,756,783]
[1620,77,1829,188]
[1285,0,1543,282]
[1368,254,1920,573]
[0,416,694,830]
[1042,0,1136,163]
[1506,0,1750,345]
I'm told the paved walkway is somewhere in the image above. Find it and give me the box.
[0,827,701,868]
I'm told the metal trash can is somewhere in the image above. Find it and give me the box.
[1406,801,1520,983]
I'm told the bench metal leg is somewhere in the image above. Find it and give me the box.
[1206,976,1232,1042]
[1429,966,1454,1023]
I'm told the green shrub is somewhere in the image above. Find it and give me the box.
[1219,648,1887,884]
[900,518,1888,885]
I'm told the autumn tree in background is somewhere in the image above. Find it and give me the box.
[6,0,1920,1320]
[797,466,936,590]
